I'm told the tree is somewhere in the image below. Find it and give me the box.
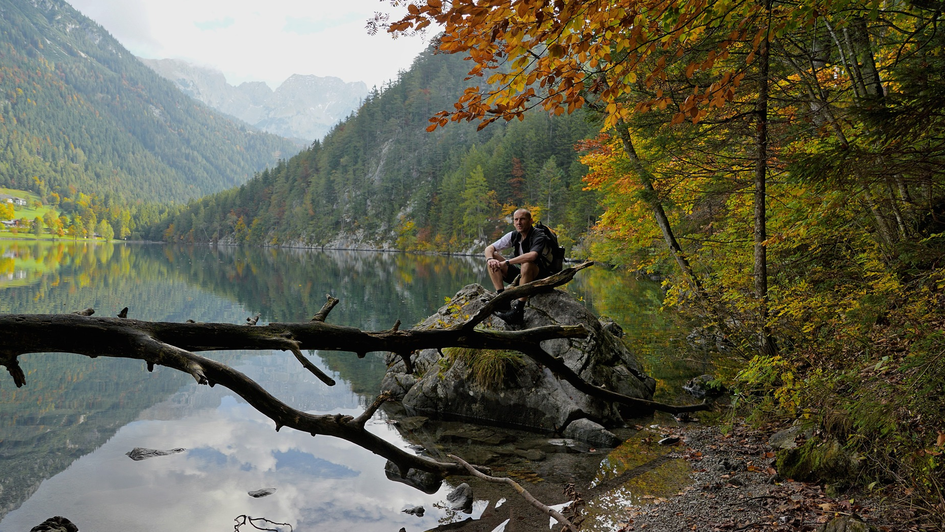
[32,216,43,237]
[385,0,782,350]
[96,219,114,241]
[460,165,498,240]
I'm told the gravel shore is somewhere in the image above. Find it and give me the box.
[603,422,924,532]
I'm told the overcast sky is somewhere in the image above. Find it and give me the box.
[66,0,431,89]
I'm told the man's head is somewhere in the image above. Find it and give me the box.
[512,208,533,234]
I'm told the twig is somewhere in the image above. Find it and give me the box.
[233,515,292,532]
[354,392,392,428]
[285,342,336,386]
[448,454,579,532]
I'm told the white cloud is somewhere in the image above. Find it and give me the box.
[66,0,430,89]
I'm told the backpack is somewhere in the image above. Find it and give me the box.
[534,221,566,274]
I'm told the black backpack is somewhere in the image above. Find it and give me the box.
[534,221,566,274]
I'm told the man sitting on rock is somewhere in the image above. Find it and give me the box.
[484,208,551,325]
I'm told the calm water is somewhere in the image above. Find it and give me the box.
[0,241,704,531]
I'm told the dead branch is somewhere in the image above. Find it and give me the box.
[519,344,709,415]
[284,341,336,386]
[354,392,392,428]
[449,454,578,532]
[461,261,594,331]
[311,294,339,322]
[0,260,707,487]
[0,312,586,479]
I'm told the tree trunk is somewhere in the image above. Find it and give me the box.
[754,1,777,357]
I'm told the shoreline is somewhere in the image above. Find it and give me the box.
[610,421,923,532]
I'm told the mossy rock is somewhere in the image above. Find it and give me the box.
[819,516,879,532]
[776,436,861,485]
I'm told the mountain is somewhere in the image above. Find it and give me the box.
[154,45,603,251]
[0,0,300,206]
[141,58,369,144]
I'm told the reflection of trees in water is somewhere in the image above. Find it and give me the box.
[0,354,191,521]
[163,245,485,328]
[0,243,491,520]
[568,269,712,403]
[0,243,694,523]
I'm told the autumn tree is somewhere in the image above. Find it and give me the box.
[384,2,945,519]
[384,0,788,351]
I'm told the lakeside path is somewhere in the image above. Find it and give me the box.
[610,422,926,532]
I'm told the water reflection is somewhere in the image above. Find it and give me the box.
[0,241,699,531]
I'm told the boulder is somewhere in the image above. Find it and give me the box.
[446,483,474,513]
[381,284,656,443]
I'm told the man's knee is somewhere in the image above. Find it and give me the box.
[520,261,541,282]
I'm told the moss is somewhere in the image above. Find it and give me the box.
[775,436,860,485]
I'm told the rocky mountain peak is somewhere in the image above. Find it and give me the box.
[141,58,368,144]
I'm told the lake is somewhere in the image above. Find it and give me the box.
[0,241,707,531]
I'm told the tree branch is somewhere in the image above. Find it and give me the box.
[311,294,339,322]
[0,311,588,479]
[449,454,578,532]
[462,261,595,331]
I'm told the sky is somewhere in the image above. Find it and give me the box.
[66,0,431,90]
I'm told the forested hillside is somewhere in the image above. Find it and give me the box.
[155,45,602,249]
[0,0,298,234]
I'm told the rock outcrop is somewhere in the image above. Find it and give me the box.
[381,284,656,445]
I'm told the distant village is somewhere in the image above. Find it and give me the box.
[1,194,29,228]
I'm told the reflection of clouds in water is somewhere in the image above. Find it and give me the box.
[0,389,457,532]
[274,449,358,478]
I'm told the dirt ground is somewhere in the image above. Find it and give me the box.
[427,420,932,532]
[573,422,929,532]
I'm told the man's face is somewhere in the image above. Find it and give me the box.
[513,210,533,233]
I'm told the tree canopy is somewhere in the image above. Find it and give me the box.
[387,0,945,522]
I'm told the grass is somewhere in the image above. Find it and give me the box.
[444,346,524,388]
[0,187,94,240]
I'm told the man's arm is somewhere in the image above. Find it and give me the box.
[508,231,547,265]
[507,251,538,265]
[485,244,500,260]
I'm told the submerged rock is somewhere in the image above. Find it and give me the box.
[125,447,186,461]
[384,461,442,494]
[381,284,656,444]
[403,506,425,517]
[30,516,78,532]
[446,483,474,513]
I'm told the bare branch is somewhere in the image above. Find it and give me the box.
[519,344,710,415]
[354,392,393,428]
[311,295,339,322]
[461,261,594,330]
[284,341,336,386]
[448,454,578,532]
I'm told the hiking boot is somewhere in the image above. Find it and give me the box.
[495,299,525,325]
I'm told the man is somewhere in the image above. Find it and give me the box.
[484,208,551,325]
